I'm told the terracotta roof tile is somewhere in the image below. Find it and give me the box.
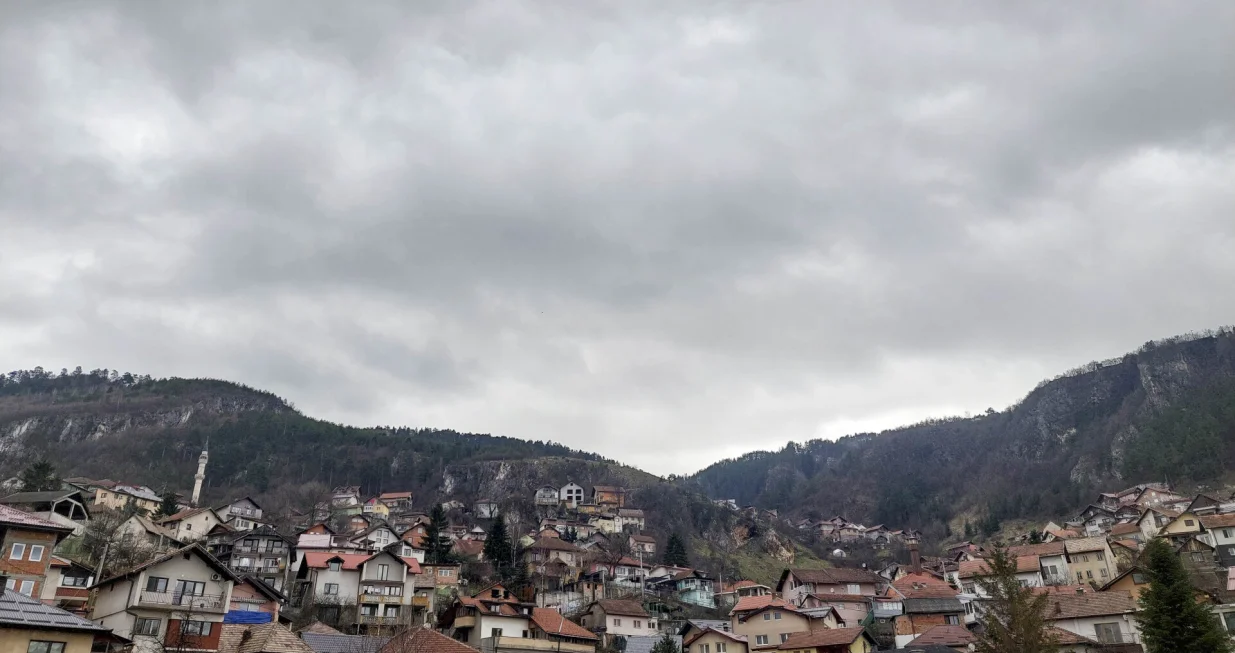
[218,623,314,653]
[0,504,72,533]
[1109,522,1141,536]
[891,572,959,599]
[906,624,976,647]
[730,595,790,615]
[596,599,648,618]
[1063,537,1109,554]
[1007,542,1066,557]
[1045,591,1137,620]
[530,608,597,641]
[1201,514,1235,529]
[1047,627,1099,645]
[790,567,882,585]
[776,627,866,649]
[379,626,479,652]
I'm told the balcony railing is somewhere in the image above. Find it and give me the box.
[138,591,226,612]
[358,615,403,626]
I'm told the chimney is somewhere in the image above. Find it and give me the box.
[0,574,7,595]
[908,539,922,574]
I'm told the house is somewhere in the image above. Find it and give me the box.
[89,543,240,652]
[292,550,425,630]
[630,534,657,556]
[776,568,882,605]
[730,595,794,621]
[1007,542,1071,585]
[673,569,716,608]
[331,487,361,508]
[474,500,500,520]
[1042,590,1140,646]
[439,584,535,649]
[158,507,225,543]
[228,576,285,622]
[350,523,402,552]
[579,599,656,639]
[730,600,830,650]
[679,619,733,641]
[886,572,965,648]
[361,498,390,519]
[1200,514,1235,566]
[684,626,749,653]
[904,624,975,652]
[1158,510,1205,546]
[1077,505,1116,536]
[1108,540,1140,569]
[452,540,485,561]
[115,515,183,551]
[576,503,603,516]
[208,525,295,591]
[524,537,583,569]
[92,484,161,514]
[957,557,1044,596]
[1099,566,1150,602]
[0,490,91,535]
[422,562,462,589]
[528,607,599,652]
[215,497,267,531]
[0,504,75,599]
[40,556,95,613]
[377,492,413,512]
[534,486,560,507]
[1108,522,1142,544]
[775,628,876,653]
[1136,507,1177,540]
[218,622,315,653]
[1063,538,1117,586]
[560,483,585,509]
[616,509,646,531]
[715,580,773,608]
[0,581,113,653]
[1176,536,1216,565]
[591,486,626,508]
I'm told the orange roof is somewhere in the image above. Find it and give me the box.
[730,594,790,615]
[1109,522,1141,535]
[301,551,420,573]
[379,492,413,500]
[381,625,479,652]
[891,572,959,599]
[907,624,976,647]
[530,608,597,641]
[958,556,1039,578]
[777,628,866,649]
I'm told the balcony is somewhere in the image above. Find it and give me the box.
[358,615,403,626]
[138,591,226,613]
[481,636,595,653]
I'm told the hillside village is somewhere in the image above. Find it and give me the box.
[5,437,1235,653]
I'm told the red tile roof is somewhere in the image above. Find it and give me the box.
[595,599,648,618]
[906,624,976,647]
[301,552,372,571]
[528,536,581,552]
[776,627,866,649]
[684,628,748,647]
[730,595,790,615]
[891,572,959,599]
[957,555,1039,578]
[380,626,479,652]
[1200,514,1235,529]
[1007,542,1066,557]
[1109,522,1141,536]
[0,504,72,533]
[379,492,413,500]
[530,608,597,641]
[1047,627,1099,646]
[1045,591,1137,619]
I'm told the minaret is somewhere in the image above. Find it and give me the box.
[191,445,208,507]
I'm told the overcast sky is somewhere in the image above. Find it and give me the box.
[2,2,1233,475]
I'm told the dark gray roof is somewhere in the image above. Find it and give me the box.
[905,646,963,653]
[0,587,109,633]
[299,633,391,653]
[0,490,83,504]
[904,597,965,614]
[622,635,682,653]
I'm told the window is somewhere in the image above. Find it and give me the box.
[146,576,169,592]
[185,523,192,530]
[385,606,400,617]
[1094,622,1123,644]
[1081,554,1089,562]
[360,604,378,616]
[1224,529,1233,539]
[174,580,205,602]
[179,621,212,637]
[328,561,341,572]
[19,580,33,596]
[62,575,89,587]
[1229,548,1235,556]
[847,583,861,594]
[1086,570,1093,579]
[1132,573,1147,584]
[26,643,66,653]
[755,635,769,646]
[717,644,727,653]
[774,611,782,620]
[491,628,503,638]
[763,612,771,621]
[439,568,453,577]
[614,619,621,627]
[377,564,389,580]
[324,583,339,595]
[780,633,790,643]
[1224,612,1235,633]
[1192,552,1206,562]
[1186,520,1195,527]
[9,543,25,560]
[634,621,642,628]
[1100,568,1109,579]
[1045,565,1058,576]
[700,645,709,653]
[946,615,960,625]
[28,545,44,562]
[1096,551,1104,561]
[1076,571,1084,582]
[134,618,161,636]
[320,606,340,623]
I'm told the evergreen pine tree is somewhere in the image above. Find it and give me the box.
[424,505,455,564]
[1137,537,1234,653]
[18,459,59,492]
[155,492,180,519]
[483,513,513,578]
[973,545,1056,653]
[650,631,681,653]
[664,533,689,567]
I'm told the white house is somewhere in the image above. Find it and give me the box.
[579,599,657,638]
[1044,590,1140,646]
[215,496,266,531]
[957,556,1044,596]
[157,507,224,543]
[441,584,537,649]
[90,544,239,653]
[350,524,401,552]
[535,486,560,507]
[475,500,500,519]
[1009,542,1071,585]
[560,483,585,509]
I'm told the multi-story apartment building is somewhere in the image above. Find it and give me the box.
[206,525,295,591]
[0,504,74,599]
[292,549,426,632]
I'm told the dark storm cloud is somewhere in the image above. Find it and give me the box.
[1,1,1233,473]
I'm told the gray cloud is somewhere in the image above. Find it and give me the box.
[2,1,1233,474]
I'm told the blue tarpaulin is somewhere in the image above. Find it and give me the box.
[223,610,273,624]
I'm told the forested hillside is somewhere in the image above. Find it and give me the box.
[688,329,1235,540]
